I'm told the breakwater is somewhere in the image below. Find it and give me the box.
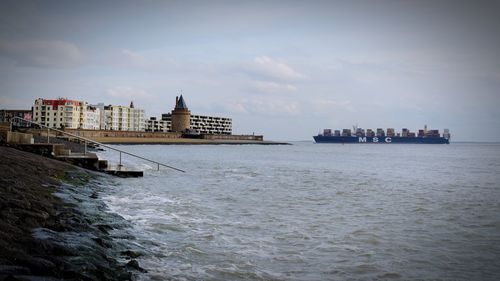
[20,128,284,145]
[0,146,143,280]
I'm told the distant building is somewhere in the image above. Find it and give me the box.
[160,95,232,135]
[128,101,145,131]
[145,117,170,132]
[103,101,145,131]
[0,109,32,127]
[90,103,106,130]
[33,98,88,129]
[190,114,232,135]
[32,98,146,131]
[104,105,129,131]
[83,106,101,130]
[170,95,191,132]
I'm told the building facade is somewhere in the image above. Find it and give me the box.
[32,98,145,131]
[83,106,101,130]
[0,109,32,127]
[170,95,191,132]
[145,117,171,132]
[103,102,145,131]
[90,103,106,130]
[104,105,128,131]
[128,102,145,131]
[190,114,232,135]
[160,95,232,135]
[32,98,88,129]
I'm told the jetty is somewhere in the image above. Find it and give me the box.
[1,118,185,177]
[58,128,290,145]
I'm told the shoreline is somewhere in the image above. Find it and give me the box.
[14,128,291,145]
[0,146,142,280]
[91,137,291,145]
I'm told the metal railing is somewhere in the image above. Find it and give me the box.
[10,117,185,173]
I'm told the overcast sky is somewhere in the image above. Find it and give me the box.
[1,0,499,141]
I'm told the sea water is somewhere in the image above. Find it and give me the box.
[97,142,500,280]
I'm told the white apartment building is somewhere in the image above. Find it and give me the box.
[33,98,88,129]
[83,106,101,130]
[104,105,128,131]
[90,103,106,130]
[103,103,145,131]
[129,103,145,131]
[145,117,171,132]
[190,114,232,135]
[33,98,145,131]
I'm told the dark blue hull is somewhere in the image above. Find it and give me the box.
[313,135,449,144]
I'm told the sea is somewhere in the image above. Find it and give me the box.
[96,142,500,281]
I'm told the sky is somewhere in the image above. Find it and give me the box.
[0,0,499,141]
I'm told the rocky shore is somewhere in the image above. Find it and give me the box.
[0,146,142,280]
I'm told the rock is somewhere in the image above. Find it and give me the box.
[121,250,142,259]
[97,224,113,234]
[23,257,56,273]
[92,237,113,249]
[0,147,137,280]
[126,260,146,272]
[0,265,31,274]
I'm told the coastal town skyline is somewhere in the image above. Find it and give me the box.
[1,1,500,141]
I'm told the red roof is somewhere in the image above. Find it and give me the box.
[42,99,82,110]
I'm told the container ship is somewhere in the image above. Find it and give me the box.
[314,125,450,144]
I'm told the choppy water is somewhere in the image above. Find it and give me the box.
[98,142,500,280]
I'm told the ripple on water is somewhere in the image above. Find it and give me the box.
[97,143,500,281]
[377,272,402,279]
[148,223,186,233]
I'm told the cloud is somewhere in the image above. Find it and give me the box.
[105,86,155,104]
[121,49,148,67]
[311,99,355,113]
[253,81,297,93]
[222,102,248,114]
[227,98,301,116]
[117,49,173,71]
[250,56,305,81]
[0,40,85,68]
[241,56,305,94]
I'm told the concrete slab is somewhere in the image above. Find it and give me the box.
[103,164,143,177]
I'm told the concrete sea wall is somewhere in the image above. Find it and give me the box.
[0,146,143,280]
[20,128,267,144]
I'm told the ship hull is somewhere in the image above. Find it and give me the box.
[313,135,449,144]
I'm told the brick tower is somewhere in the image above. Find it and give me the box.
[171,95,191,132]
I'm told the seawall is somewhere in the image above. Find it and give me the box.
[19,128,289,145]
[0,146,142,280]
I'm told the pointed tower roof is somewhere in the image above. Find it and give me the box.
[176,95,188,109]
